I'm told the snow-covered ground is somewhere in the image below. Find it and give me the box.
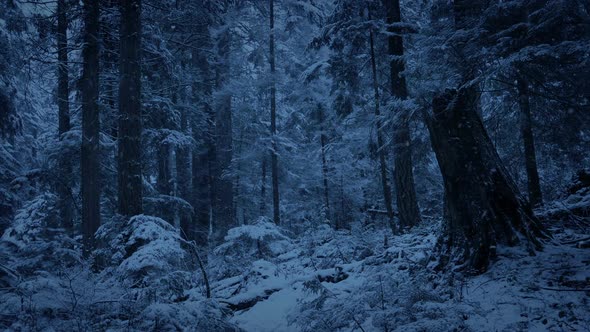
[213,219,590,332]
[1,204,588,331]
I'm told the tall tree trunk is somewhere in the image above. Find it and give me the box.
[260,156,267,215]
[191,27,213,248]
[157,140,173,223]
[317,104,331,224]
[212,27,234,240]
[117,0,143,216]
[206,103,217,238]
[177,99,193,240]
[269,0,281,225]
[57,0,69,138]
[102,0,119,141]
[385,0,421,230]
[425,88,548,274]
[101,0,120,216]
[57,0,72,232]
[368,13,396,234]
[422,0,548,273]
[81,0,101,256]
[192,147,210,247]
[157,142,172,196]
[339,174,345,229]
[517,74,543,207]
[234,130,244,224]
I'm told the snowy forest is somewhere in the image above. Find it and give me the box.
[0,0,589,330]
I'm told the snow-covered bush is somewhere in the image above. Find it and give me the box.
[97,215,195,299]
[0,196,102,331]
[1,192,79,274]
[134,297,240,331]
[212,217,294,279]
[288,224,461,332]
[299,223,378,270]
[94,215,240,330]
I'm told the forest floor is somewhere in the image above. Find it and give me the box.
[213,211,590,331]
[1,194,589,331]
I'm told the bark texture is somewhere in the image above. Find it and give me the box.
[118,0,143,216]
[425,87,548,273]
[81,0,101,255]
[385,0,421,230]
[517,75,543,207]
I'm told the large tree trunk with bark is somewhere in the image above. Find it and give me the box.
[385,0,421,230]
[117,0,143,217]
[81,0,101,256]
[56,0,72,233]
[516,74,543,207]
[425,87,548,274]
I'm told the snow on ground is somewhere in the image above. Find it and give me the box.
[212,219,590,332]
[231,285,304,331]
[461,243,590,331]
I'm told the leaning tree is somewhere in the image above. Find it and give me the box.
[423,0,549,274]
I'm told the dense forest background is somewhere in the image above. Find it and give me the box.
[0,0,589,331]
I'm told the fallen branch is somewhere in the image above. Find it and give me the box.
[540,287,590,292]
[560,236,590,245]
[351,314,367,332]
